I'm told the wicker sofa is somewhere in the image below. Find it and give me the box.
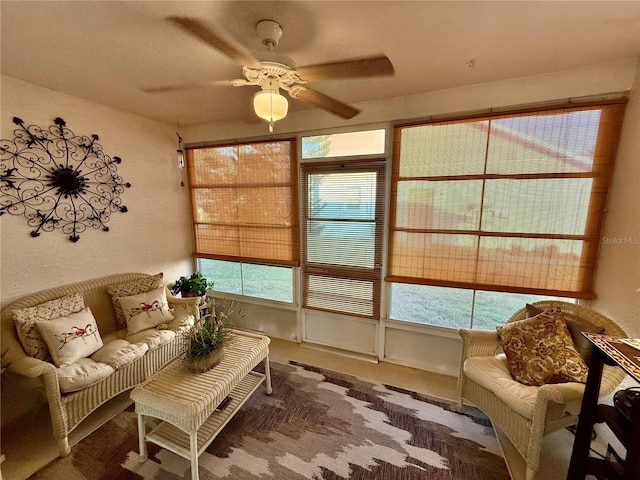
[0,272,199,456]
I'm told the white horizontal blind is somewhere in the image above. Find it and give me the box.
[301,160,385,318]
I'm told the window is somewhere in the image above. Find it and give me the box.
[389,284,562,329]
[186,140,299,266]
[388,103,626,327]
[302,129,386,159]
[187,140,298,303]
[300,160,385,318]
[198,258,293,303]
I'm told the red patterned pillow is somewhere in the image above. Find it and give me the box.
[496,307,589,386]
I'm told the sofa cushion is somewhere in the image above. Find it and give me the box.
[12,292,85,361]
[126,328,176,351]
[161,312,195,334]
[117,286,175,334]
[106,273,164,329]
[91,339,148,369]
[525,304,605,364]
[56,357,115,393]
[36,307,104,367]
[497,307,589,386]
[464,354,539,419]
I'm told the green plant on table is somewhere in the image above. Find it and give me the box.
[170,271,214,297]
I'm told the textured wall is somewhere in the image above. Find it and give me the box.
[0,76,195,306]
[590,61,640,336]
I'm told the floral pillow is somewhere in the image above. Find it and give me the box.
[13,292,85,361]
[496,307,589,386]
[36,307,103,367]
[106,273,164,329]
[117,286,175,334]
[525,303,605,365]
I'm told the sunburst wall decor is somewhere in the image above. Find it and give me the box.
[0,117,131,242]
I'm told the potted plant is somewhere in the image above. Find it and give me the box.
[171,271,214,297]
[183,297,238,372]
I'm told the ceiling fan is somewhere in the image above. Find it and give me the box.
[145,16,395,131]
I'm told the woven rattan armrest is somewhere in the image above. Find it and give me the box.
[458,328,500,359]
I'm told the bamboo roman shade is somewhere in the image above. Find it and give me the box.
[187,140,299,266]
[300,160,386,318]
[387,103,626,298]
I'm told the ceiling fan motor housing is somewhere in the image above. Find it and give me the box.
[256,19,283,48]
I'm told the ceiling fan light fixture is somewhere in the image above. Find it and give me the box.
[253,87,288,132]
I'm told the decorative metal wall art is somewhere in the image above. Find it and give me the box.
[0,117,131,242]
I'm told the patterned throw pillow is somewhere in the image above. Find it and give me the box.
[117,286,175,334]
[496,307,589,386]
[106,273,164,329]
[13,292,85,361]
[525,303,605,364]
[36,307,104,367]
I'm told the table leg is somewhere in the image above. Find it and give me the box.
[190,431,199,480]
[264,355,272,395]
[566,348,605,480]
[137,414,147,462]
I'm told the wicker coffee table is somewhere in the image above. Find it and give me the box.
[130,330,271,480]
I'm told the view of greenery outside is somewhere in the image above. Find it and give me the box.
[198,258,293,303]
[389,283,565,329]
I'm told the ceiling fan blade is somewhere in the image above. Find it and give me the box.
[141,79,235,93]
[293,87,360,119]
[296,55,394,81]
[167,16,260,68]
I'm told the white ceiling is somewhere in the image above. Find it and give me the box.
[2,1,639,127]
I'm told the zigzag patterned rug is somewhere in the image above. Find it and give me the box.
[30,361,509,479]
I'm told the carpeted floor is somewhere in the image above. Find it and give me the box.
[29,360,509,480]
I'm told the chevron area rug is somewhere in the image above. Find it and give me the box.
[30,360,509,480]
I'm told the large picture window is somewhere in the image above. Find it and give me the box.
[388,103,626,325]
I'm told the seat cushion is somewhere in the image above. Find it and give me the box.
[126,328,176,350]
[56,357,115,393]
[464,354,540,419]
[91,339,148,369]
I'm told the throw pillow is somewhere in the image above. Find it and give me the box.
[117,286,175,334]
[496,307,589,386]
[36,307,104,367]
[565,319,605,366]
[525,303,605,364]
[106,273,164,329]
[13,292,85,361]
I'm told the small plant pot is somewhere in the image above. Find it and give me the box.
[181,292,199,298]
[186,347,225,373]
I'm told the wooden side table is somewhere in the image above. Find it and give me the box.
[566,334,640,480]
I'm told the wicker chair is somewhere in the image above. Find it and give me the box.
[457,301,626,480]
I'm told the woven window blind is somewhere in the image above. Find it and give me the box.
[187,140,299,266]
[387,102,626,298]
[301,160,385,318]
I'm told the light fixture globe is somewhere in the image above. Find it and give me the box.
[253,85,288,132]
